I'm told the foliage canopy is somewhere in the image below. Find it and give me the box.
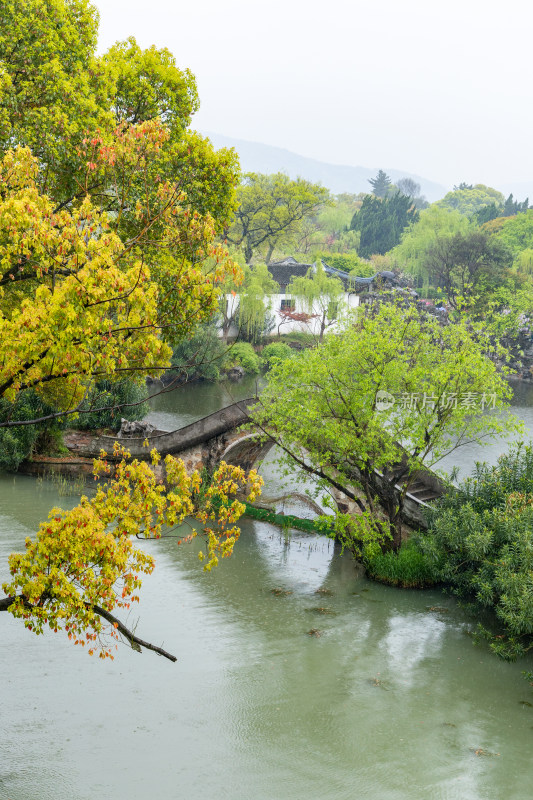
[252,303,518,549]
[225,172,329,263]
[351,193,419,258]
[420,444,533,660]
[0,0,258,662]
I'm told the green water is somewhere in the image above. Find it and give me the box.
[2,380,533,798]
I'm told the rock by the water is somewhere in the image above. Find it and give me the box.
[227,365,245,381]
[118,419,157,438]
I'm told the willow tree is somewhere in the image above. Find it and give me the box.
[287,261,345,341]
[388,205,472,284]
[219,262,279,342]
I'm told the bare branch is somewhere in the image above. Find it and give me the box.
[91,604,177,662]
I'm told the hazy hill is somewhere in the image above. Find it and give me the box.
[204,132,448,202]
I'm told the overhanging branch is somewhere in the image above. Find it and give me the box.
[0,594,177,662]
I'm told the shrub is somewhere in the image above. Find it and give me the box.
[74,379,149,432]
[280,331,316,348]
[0,391,60,471]
[261,342,293,370]
[315,251,374,276]
[364,539,438,588]
[418,443,533,659]
[169,324,225,382]
[223,342,260,374]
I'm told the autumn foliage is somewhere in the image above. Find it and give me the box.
[0,124,241,415]
[0,0,254,662]
[2,444,263,661]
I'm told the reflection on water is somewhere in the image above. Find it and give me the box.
[1,472,533,800]
[2,380,533,799]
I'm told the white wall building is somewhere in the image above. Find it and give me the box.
[221,257,360,339]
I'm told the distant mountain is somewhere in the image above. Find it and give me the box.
[204,132,448,203]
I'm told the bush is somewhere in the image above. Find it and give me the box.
[418,443,533,659]
[74,379,149,432]
[280,331,316,348]
[169,324,225,382]
[223,342,260,374]
[260,342,293,370]
[0,391,60,471]
[34,427,70,457]
[364,539,438,588]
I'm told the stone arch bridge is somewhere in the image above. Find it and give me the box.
[63,398,271,477]
[34,398,445,530]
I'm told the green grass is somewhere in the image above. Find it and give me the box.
[243,502,334,535]
[278,331,316,348]
[364,540,438,588]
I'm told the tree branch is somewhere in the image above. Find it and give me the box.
[91,604,177,662]
[0,594,177,662]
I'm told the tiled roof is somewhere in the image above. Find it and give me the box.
[267,257,399,293]
[268,258,313,288]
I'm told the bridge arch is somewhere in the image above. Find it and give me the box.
[221,433,275,472]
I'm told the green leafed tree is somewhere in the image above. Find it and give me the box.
[484,210,533,260]
[219,261,279,342]
[437,184,504,218]
[503,193,529,217]
[422,230,513,310]
[351,193,419,258]
[0,0,263,661]
[389,205,472,283]
[251,303,518,550]
[226,172,329,263]
[0,3,239,229]
[368,169,392,198]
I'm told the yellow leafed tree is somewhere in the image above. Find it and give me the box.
[0,0,260,662]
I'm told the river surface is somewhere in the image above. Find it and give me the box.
[2,379,533,799]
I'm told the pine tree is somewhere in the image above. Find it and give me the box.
[351,193,419,257]
[368,170,392,198]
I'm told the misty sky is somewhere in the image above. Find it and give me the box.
[95,0,532,190]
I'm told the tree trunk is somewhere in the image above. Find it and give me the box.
[319,313,326,343]
[0,594,177,661]
[265,243,275,264]
[244,240,253,264]
[222,316,231,344]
